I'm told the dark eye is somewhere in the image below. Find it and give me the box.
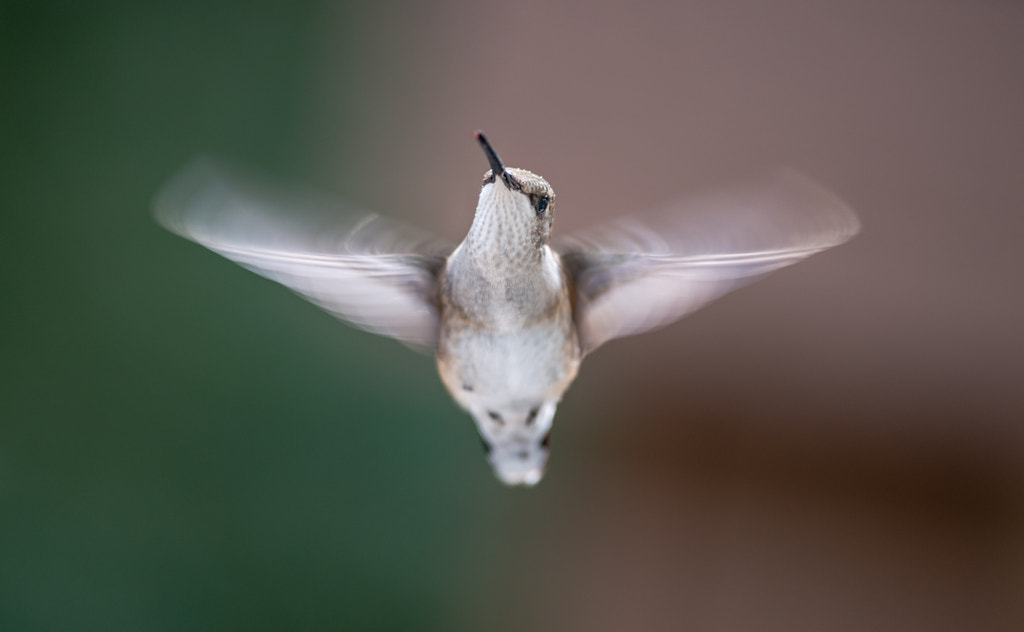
[525,407,539,426]
[487,410,504,425]
[534,195,549,215]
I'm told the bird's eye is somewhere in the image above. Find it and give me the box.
[534,195,549,215]
[525,407,539,425]
[487,410,504,425]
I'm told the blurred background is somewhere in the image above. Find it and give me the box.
[2,1,1022,630]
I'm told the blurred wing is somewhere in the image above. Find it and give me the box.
[556,171,860,354]
[154,159,453,351]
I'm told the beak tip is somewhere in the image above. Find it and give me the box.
[473,130,507,181]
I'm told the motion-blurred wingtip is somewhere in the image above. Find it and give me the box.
[151,157,221,238]
[768,168,862,245]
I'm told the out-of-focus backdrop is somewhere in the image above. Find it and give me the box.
[2,1,1022,630]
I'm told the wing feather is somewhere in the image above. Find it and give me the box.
[557,171,860,353]
[154,159,452,351]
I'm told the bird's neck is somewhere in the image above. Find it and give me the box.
[460,203,545,273]
[444,240,565,329]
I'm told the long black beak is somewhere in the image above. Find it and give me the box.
[474,130,520,191]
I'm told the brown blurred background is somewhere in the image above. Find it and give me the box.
[3,0,1021,630]
[310,1,1024,629]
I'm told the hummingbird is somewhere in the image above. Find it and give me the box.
[155,131,859,486]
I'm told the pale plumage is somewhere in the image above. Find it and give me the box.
[558,170,859,353]
[155,132,859,486]
[155,160,451,350]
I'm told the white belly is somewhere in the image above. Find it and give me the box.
[437,244,581,413]
[438,320,579,412]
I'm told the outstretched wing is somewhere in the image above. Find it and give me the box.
[154,159,453,351]
[556,171,860,354]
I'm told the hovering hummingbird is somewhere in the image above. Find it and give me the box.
[155,131,859,486]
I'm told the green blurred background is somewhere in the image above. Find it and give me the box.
[1,3,504,629]
[3,1,1023,630]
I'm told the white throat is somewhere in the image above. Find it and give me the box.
[463,183,538,260]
